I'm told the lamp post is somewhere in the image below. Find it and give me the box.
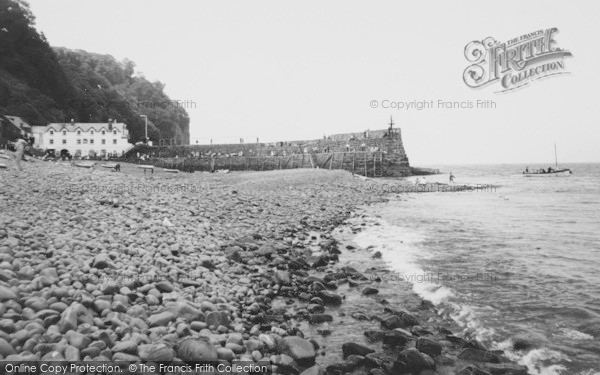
[140,114,148,143]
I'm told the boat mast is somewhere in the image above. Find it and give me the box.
[554,142,558,168]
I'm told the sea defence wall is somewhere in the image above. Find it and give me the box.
[143,128,412,177]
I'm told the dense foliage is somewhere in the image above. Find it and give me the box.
[0,0,189,143]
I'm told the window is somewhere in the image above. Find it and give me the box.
[113,129,117,135]
[62,139,66,144]
[62,130,67,136]
[90,139,94,144]
[83,139,88,144]
[77,130,81,135]
[101,130,106,135]
[90,130,94,135]
[49,139,54,145]
[77,139,81,144]
[113,139,117,145]
[101,139,106,145]
[49,130,54,135]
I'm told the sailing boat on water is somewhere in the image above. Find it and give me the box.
[523,143,572,177]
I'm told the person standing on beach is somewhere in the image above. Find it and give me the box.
[449,172,455,183]
[14,136,28,171]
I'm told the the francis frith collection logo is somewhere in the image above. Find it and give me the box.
[463,28,572,93]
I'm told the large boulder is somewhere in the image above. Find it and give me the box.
[65,330,90,350]
[39,268,59,284]
[256,245,276,257]
[416,337,442,357]
[0,286,17,302]
[147,311,175,327]
[177,338,218,362]
[58,303,88,333]
[383,328,413,347]
[274,270,291,285]
[392,348,435,374]
[362,287,379,295]
[384,308,419,326]
[320,291,342,306]
[0,338,16,356]
[205,311,230,328]
[138,343,175,361]
[91,253,113,269]
[381,315,404,330]
[341,342,375,358]
[167,302,205,322]
[112,341,138,355]
[258,334,276,350]
[277,336,316,366]
[381,311,419,329]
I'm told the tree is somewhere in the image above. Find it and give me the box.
[0,1,190,143]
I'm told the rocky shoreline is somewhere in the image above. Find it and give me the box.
[0,161,529,374]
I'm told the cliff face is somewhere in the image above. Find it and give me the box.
[53,47,190,144]
[0,0,189,144]
[0,0,75,124]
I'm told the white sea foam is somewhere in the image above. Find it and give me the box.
[494,338,520,360]
[351,216,504,345]
[494,339,572,375]
[517,348,569,375]
[449,303,497,342]
[558,328,594,340]
[352,217,453,305]
[347,215,598,375]
[351,216,503,345]
[495,332,600,375]
[576,370,600,375]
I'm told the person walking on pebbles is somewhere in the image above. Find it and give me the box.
[14,136,28,171]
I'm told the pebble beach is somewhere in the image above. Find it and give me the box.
[0,158,531,375]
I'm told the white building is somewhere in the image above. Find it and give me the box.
[31,120,133,157]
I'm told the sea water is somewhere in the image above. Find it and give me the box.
[353,163,600,374]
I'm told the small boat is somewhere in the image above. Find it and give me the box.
[72,161,96,168]
[522,143,571,177]
[523,168,572,177]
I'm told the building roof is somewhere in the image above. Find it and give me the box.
[3,116,32,130]
[44,122,127,133]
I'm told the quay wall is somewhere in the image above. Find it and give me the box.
[142,128,412,177]
[151,150,410,178]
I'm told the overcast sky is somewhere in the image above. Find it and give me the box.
[27,0,600,165]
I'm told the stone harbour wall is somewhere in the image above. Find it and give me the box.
[150,129,411,177]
